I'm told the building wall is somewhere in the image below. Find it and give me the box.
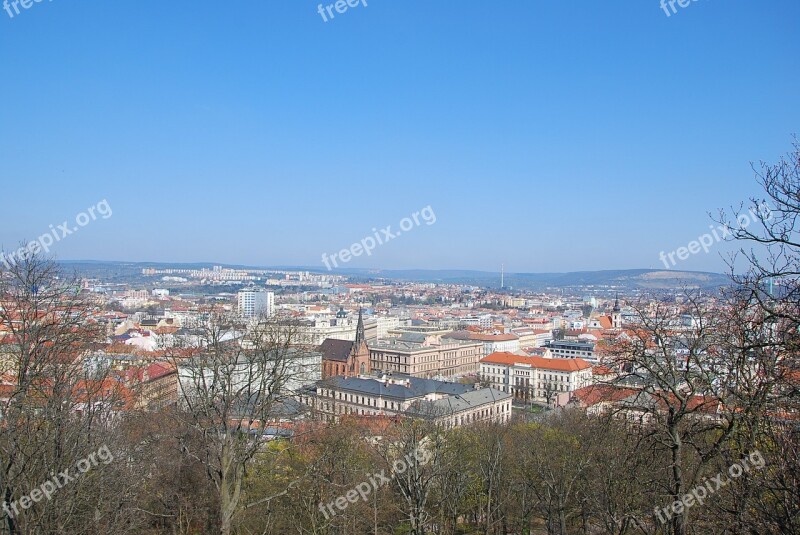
[369,341,482,378]
[303,385,511,426]
[480,362,593,405]
[237,290,275,318]
[546,341,596,363]
[435,398,512,428]
[483,339,520,356]
[297,323,357,347]
[136,372,178,409]
[321,341,370,379]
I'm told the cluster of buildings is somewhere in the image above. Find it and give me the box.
[304,302,626,424]
[10,265,727,436]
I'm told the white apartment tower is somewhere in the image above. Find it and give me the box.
[237,289,274,318]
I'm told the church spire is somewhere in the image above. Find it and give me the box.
[354,308,365,346]
[611,294,622,329]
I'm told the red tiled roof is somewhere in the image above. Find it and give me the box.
[147,362,177,381]
[592,365,614,376]
[481,351,591,372]
[571,384,639,406]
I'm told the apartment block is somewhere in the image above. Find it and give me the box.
[544,340,597,363]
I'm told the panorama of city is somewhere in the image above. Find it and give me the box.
[1,2,799,535]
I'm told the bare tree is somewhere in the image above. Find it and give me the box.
[517,412,592,535]
[171,312,312,535]
[602,290,786,535]
[709,138,800,534]
[0,251,135,534]
[371,418,441,535]
[718,138,800,323]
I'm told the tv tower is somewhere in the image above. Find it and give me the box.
[501,263,504,289]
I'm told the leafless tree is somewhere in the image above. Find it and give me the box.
[707,137,800,534]
[370,418,442,535]
[0,251,137,534]
[170,311,314,535]
[602,290,786,535]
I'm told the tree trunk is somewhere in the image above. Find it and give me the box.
[670,426,685,535]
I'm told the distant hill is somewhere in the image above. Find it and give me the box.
[340,268,731,291]
[57,261,731,291]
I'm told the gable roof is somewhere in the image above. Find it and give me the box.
[407,387,512,416]
[319,338,355,362]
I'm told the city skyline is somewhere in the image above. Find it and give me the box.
[1,2,797,533]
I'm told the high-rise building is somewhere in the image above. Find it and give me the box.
[237,289,274,318]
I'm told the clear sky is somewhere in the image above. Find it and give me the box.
[1,0,798,273]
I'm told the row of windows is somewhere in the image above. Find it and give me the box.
[370,361,478,376]
[371,349,480,366]
[321,399,402,411]
[316,396,511,423]
[552,349,593,357]
[322,391,403,410]
[481,369,576,382]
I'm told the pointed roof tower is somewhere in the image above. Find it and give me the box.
[354,307,365,346]
[611,294,622,330]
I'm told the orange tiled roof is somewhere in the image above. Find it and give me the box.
[481,351,591,372]
[571,384,639,406]
[592,365,614,376]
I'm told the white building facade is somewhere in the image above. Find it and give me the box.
[480,352,593,405]
[237,289,275,318]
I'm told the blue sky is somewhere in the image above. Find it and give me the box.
[1,0,798,273]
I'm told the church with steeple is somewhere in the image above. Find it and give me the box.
[319,308,371,378]
[587,295,624,331]
[611,295,622,330]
